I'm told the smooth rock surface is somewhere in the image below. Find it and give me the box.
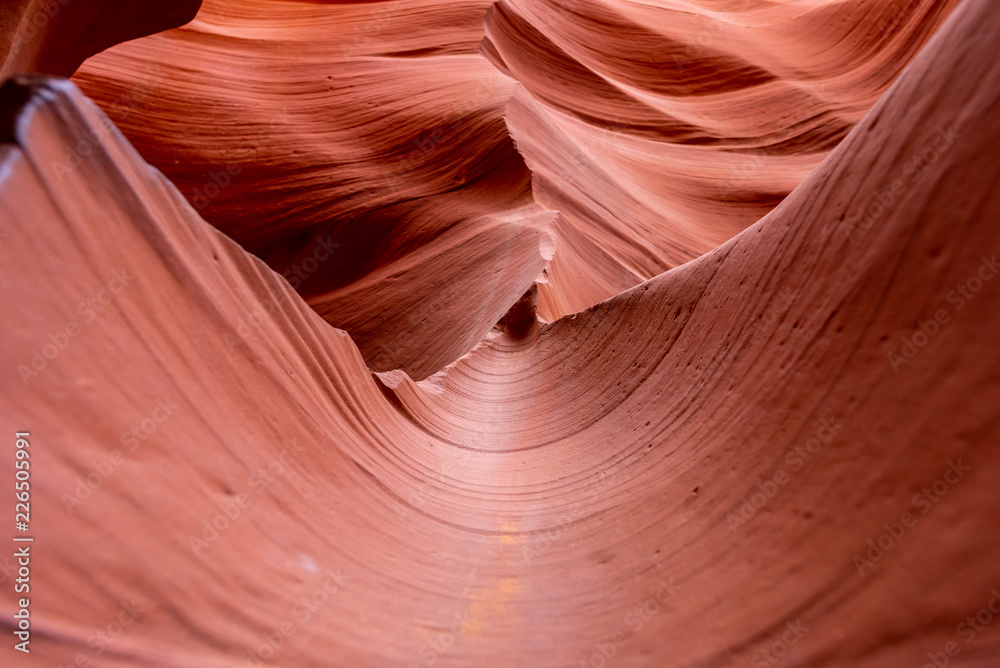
[484,0,964,318]
[72,0,554,378]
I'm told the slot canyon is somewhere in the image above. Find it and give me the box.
[1,0,998,666]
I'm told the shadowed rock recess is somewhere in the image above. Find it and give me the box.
[1,0,998,666]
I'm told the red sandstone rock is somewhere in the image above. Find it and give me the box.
[71,0,552,378]
[484,0,964,319]
[0,0,998,666]
[68,0,965,371]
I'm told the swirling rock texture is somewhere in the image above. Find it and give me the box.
[70,0,555,380]
[68,0,964,360]
[484,0,964,318]
[1,1,999,668]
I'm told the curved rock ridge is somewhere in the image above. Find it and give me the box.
[70,0,554,379]
[64,0,963,374]
[484,0,963,319]
[0,0,201,81]
[2,1,999,666]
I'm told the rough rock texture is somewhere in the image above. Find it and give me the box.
[1,0,999,667]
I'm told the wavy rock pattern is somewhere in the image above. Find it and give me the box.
[485,0,963,318]
[68,0,965,362]
[70,0,553,379]
[1,0,999,666]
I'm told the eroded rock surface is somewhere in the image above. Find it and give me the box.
[484,0,963,318]
[72,0,553,378]
[0,0,998,667]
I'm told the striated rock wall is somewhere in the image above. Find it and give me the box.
[0,0,998,666]
[484,0,963,318]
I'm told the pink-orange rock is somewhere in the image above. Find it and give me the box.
[0,2,998,667]
[484,0,963,318]
[71,0,554,378]
[67,0,966,370]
